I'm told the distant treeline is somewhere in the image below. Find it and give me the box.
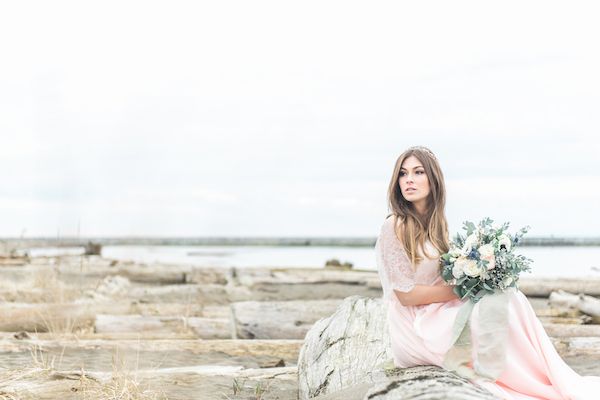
[2,236,600,248]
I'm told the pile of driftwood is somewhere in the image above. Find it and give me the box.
[0,255,598,399]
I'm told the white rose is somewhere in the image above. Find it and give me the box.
[478,243,495,258]
[498,234,512,251]
[462,234,479,254]
[461,259,481,277]
[477,243,496,270]
[452,262,464,279]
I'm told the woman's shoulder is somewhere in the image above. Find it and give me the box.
[381,214,405,243]
[382,214,405,230]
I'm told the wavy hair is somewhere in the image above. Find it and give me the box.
[386,146,450,266]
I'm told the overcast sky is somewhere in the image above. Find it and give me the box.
[1,1,599,237]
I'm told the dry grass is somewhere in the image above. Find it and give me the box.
[0,344,167,400]
[30,258,94,338]
[0,345,60,399]
[0,260,81,304]
[76,349,167,400]
[0,391,19,400]
[29,259,82,303]
[225,377,274,400]
[34,304,94,339]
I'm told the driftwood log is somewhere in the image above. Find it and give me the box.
[297,296,498,400]
[0,365,298,400]
[549,290,600,323]
[3,298,599,341]
[231,299,342,339]
[0,338,303,370]
[94,314,230,339]
[518,278,600,297]
[0,303,96,332]
[6,262,600,303]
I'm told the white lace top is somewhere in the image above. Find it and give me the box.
[375,216,442,302]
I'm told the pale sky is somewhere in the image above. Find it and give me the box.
[1,1,599,237]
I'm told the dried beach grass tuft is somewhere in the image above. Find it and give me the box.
[76,350,166,400]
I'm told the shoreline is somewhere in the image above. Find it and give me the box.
[3,236,600,248]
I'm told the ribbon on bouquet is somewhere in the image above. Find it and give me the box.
[443,288,513,381]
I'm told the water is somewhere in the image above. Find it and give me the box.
[28,245,600,278]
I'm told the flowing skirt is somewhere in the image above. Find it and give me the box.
[387,290,600,399]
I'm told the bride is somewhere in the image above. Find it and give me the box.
[375,145,600,399]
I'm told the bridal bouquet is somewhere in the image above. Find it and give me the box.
[440,217,533,303]
[441,218,534,381]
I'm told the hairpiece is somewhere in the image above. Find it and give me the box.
[407,145,437,161]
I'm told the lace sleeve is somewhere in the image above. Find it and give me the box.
[375,216,415,302]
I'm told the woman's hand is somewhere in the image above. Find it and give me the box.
[394,284,459,306]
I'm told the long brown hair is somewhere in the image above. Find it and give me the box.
[386,146,450,266]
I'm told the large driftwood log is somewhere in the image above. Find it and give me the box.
[184,266,232,284]
[538,315,593,325]
[297,296,497,400]
[231,299,342,339]
[94,314,230,339]
[365,366,498,400]
[543,323,600,337]
[0,338,303,370]
[1,260,191,286]
[231,298,599,340]
[0,365,298,400]
[223,267,383,302]
[0,303,96,332]
[549,290,600,322]
[129,283,230,304]
[7,262,600,303]
[0,302,226,333]
[519,278,600,297]
[233,267,375,285]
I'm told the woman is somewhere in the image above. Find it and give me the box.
[375,145,600,399]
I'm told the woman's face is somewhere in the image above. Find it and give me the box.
[399,155,431,205]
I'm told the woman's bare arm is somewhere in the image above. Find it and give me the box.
[394,284,459,306]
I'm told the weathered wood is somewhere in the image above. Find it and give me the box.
[94,314,231,339]
[543,323,600,337]
[7,262,600,303]
[221,267,384,302]
[60,264,188,285]
[127,302,229,318]
[129,283,230,304]
[0,259,190,285]
[549,290,600,322]
[365,366,498,400]
[533,307,582,319]
[0,303,96,332]
[297,296,497,400]
[0,338,303,370]
[233,267,376,285]
[551,337,600,356]
[184,266,231,285]
[0,256,28,266]
[298,296,391,399]
[538,315,592,325]
[0,302,226,333]
[519,278,600,297]
[0,365,298,400]
[0,287,85,303]
[231,299,342,339]
[0,300,226,317]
